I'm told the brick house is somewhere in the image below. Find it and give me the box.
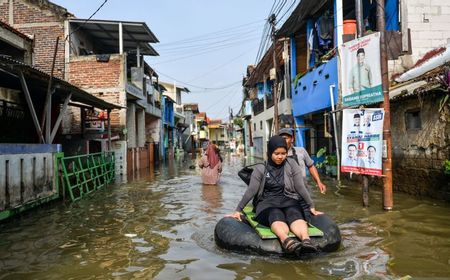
[0,0,161,181]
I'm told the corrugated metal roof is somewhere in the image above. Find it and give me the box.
[0,20,33,41]
[0,55,121,110]
[276,0,329,38]
[69,19,159,56]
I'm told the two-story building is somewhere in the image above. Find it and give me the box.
[243,39,294,158]
[276,0,450,199]
[0,20,119,219]
[182,103,200,154]
[159,81,189,158]
[0,0,161,180]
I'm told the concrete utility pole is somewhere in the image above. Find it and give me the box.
[270,13,279,133]
[377,0,394,210]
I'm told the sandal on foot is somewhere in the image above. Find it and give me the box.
[281,237,302,254]
[296,239,318,255]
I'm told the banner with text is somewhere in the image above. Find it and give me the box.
[340,32,383,106]
[341,108,384,176]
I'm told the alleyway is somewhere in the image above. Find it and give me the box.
[0,155,449,279]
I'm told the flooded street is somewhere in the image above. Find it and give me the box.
[0,155,449,280]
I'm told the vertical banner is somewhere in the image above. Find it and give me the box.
[341,108,384,176]
[340,32,383,106]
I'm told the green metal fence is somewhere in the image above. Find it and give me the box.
[59,152,115,202]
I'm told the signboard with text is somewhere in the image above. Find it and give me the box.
[340,32,383,106]
[341,108,384,176]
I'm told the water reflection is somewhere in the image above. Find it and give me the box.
[201,184,223,215]
[0,155,449,279]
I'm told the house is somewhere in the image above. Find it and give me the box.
[159,81,190,158]
[0,20,119,219]
[182,103,200,154]
[207,119,227,149]
[195,112,209,151]
[275,0,450,198]
[242,38,294,159]
[0,0,161,180]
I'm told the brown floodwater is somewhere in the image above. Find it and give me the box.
[0,154,449,279]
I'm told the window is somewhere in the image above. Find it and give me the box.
[260,121,263,130]
[254,123,256,131]
[405,110,421,130]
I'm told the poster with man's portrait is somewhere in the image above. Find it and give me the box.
[340,32,383,106]
[341,108,384,176]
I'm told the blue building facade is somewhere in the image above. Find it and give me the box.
[283,0,400,153]
[161,95,175,159]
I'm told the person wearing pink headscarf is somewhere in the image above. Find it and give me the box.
[198,144,223,185]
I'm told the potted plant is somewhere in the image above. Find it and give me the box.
[315,147,327,173]
[326,154,338,176]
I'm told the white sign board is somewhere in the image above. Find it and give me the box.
[341,108,384,176]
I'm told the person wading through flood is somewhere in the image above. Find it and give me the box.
[226,135,323,255]
[198,143,223,185]
[278,128,326,194]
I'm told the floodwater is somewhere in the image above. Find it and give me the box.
[0,154,449,280]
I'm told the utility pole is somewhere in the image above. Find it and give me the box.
[377,0,393,210]
[269,14,279,133]
[355,0,370,207]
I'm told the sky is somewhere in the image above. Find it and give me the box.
[51,0,298,120]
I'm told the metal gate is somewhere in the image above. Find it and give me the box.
[59,152,115,202]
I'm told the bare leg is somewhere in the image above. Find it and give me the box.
[289,219,310,241]
[270,221,290,243]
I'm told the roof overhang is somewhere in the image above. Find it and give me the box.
[245,43,284,86]
[0,55,121,110]
[276,0,330,38]
[69,19,159,56]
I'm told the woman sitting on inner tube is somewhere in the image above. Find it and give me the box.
[226,135,323,256]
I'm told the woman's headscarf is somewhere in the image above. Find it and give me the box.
[206,144,220,168]
[267,135,288,166]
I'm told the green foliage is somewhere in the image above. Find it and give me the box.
[316,147,327,158]
[326,154,338,166]
[233,117,243,128]
[315,147,337,169]
[443,160,450,176]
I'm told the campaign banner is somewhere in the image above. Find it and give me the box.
[341,108,384,176]
[340,32,383,106]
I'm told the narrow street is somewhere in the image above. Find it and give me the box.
[0,155,448,279]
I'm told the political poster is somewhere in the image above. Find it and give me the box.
[340,32,383,106]
[341,108,384,176]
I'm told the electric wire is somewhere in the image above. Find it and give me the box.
[156,70,241,90]
[66,0,109,40]
[152,35,260,65]
[157,19,265,47]
[187,48,255,83]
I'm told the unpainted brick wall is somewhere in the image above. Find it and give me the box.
[68,55,126,134]
[1,0,67,78]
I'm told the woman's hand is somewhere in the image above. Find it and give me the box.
[310,208,324,216]
[225,211,243,221]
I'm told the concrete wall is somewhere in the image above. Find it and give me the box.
[390,93,450,200]
[390,0,450,74]
[251,98,292,158]
[0,144,59,211]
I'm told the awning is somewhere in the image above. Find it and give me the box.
[69,19,159,56]
[0,55,121,110]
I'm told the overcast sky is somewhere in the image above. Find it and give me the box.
[51,0,297,120]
